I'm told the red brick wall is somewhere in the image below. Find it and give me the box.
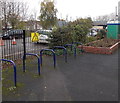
[78,41,120,54]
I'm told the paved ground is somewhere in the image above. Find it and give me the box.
[2,48,119,101]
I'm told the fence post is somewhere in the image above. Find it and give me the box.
[23,30,26,72]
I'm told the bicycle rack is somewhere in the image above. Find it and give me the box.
[64,44,73,51]
[23,53,40,75]
[40,49,56,68]
[64,44,76,58]
[0,59,17,87]
[72,42,84,53]
[72,42,83,45]
[53,46,67,63]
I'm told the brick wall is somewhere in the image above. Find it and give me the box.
[78,41,120,54]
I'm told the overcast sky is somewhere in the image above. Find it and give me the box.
[8,0,120,20]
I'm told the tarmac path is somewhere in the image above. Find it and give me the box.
[2,48,119,101]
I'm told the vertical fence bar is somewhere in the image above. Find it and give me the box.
[1,40,4,59]
[7,39,10,60]
[29,31,31,53]
[20,33,23,60]
[5,40,8,60]
[17,39,19,60]
[9,39,12,60]
[7,40,9,60]
[23,30,26,72]
[15,36,17,60]
[3,39,5,59]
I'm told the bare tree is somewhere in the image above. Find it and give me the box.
[27,8,41,31]
[2,1,8,31]
[1,1,29,30]
[20,2,29,21]
[7,2,20,29]
[33,9,38,30]
[0,1,3,33]
[95,13,116,21]
[27,14,35,31]
[16,2,29,29]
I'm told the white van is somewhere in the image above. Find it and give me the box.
[35,30,52,43]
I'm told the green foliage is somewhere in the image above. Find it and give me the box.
[97,29,106,39]
[7,13,20,29]
[85,38,118,47]
[41,47,82,56]
[85,36,97,43]
[49,18,93,48]
[39,0,57,29]
[16,21,26,29]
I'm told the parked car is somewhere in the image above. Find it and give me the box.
[35,29,52,43]
[87,28,98,37]
[2,29,23,39]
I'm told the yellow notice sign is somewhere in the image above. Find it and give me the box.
[31,33,39,42]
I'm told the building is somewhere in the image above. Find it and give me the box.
[118,1,120,21]
[57,19,67,27]
[92,21,107,29]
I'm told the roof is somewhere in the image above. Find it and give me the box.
[57,20,67,27]
[93,21,107,26]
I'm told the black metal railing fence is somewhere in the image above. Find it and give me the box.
[1,30,47,61]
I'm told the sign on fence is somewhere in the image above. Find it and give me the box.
[31,33,39,42]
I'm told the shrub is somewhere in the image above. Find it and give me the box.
[85,38,118,47]
[97,29,106,39]
[85,36,97,43]
[49,18,93,48]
